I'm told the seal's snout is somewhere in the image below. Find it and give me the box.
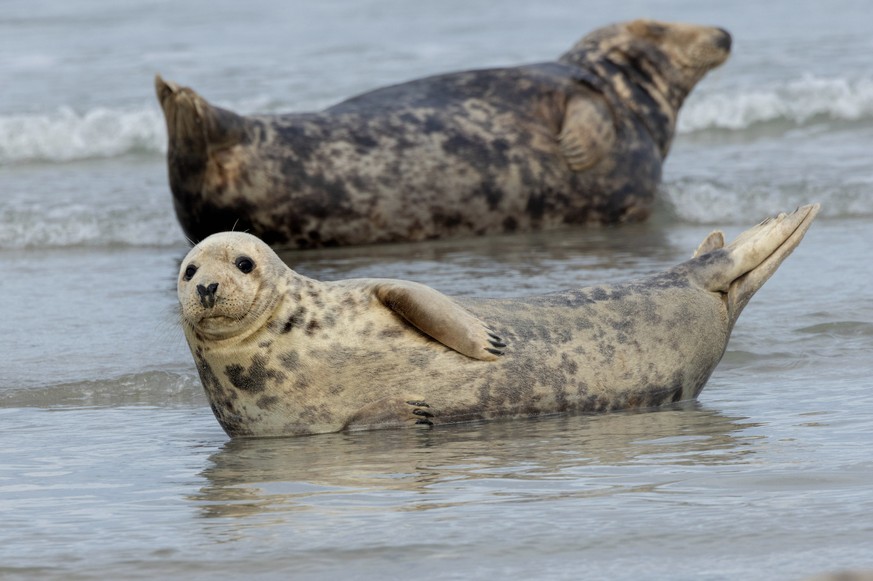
[197,282,219,308]
[714,28,732,52]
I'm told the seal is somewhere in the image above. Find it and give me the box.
[157,19,731,248]
[178,204,819,438]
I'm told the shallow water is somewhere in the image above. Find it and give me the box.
[2,0,873,579]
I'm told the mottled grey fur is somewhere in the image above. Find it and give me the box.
[178,205,818,438]
[157,19,731,249]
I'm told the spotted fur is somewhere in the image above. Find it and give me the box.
[177,205,818,438]
[157,19,731,248]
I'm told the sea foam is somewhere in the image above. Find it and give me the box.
[0,106,166,164]
[679,75,873,133]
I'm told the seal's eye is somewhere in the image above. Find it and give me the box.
[235,256,255,274]
[183,264,197,281]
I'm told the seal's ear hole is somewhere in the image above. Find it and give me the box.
[183,264,198,281]
[235,256,255,274]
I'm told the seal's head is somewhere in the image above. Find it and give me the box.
[178,232,286,342]
[560,19,731,110]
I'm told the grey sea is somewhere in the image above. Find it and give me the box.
[2,1,872,579]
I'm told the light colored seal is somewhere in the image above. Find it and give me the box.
[178,204,819,438]
[157,19,731,248]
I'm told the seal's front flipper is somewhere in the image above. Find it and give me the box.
[372,280,505,361]
[344,396,436,430]
[558,94,615,172]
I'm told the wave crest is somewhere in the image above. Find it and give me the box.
[0,106,166,163]
[679,75,873,132]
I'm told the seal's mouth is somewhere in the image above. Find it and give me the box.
[197,314,235,326]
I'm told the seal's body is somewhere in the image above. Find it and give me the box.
[158,19,731,248]
[178,205,819,437]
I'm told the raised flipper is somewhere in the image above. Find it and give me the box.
[701,204,821,292]
[692,230,725,258]
[370,280,506,361]
[154,74,248,153]
[558,94,616,172]
[689,204,820,323]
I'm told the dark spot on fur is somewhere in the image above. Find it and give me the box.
[224,355,285,393]
[282,307,307,333]
[279,351,300,371]
[433,211,464,230]
[591,287,608,301]
[526,192,546,221]
[257,395,280,409]
[350,131,378,151]
[305,319,321,335]
[423,115,445,133]
[503,216,518,232]
[480,181,504,211]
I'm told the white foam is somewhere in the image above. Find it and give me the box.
[0,106,167,163]
[679,75,873,132]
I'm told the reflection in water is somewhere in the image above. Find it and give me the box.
[192,405,759,520]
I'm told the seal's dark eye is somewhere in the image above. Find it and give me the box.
[183,264,197,281]
[235,256,255,274]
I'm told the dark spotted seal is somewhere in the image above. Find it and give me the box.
[157,19,731,249]
[178,204,818,437]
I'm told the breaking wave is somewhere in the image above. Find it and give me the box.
[679,75,873,133]
[0,106,167,164]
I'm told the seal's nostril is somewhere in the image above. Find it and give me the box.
[715,28,732,52]
[197,283,218,297]
[196,282,219,308]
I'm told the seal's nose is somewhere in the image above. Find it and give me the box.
[714,27,732,52]
[197,282,219,308]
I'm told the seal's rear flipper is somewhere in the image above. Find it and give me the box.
[371,280,505,361]
[693,230,725,258]
[154,74,248,152]
[693,204,820,321]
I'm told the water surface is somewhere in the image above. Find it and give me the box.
[1,0,872,579]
